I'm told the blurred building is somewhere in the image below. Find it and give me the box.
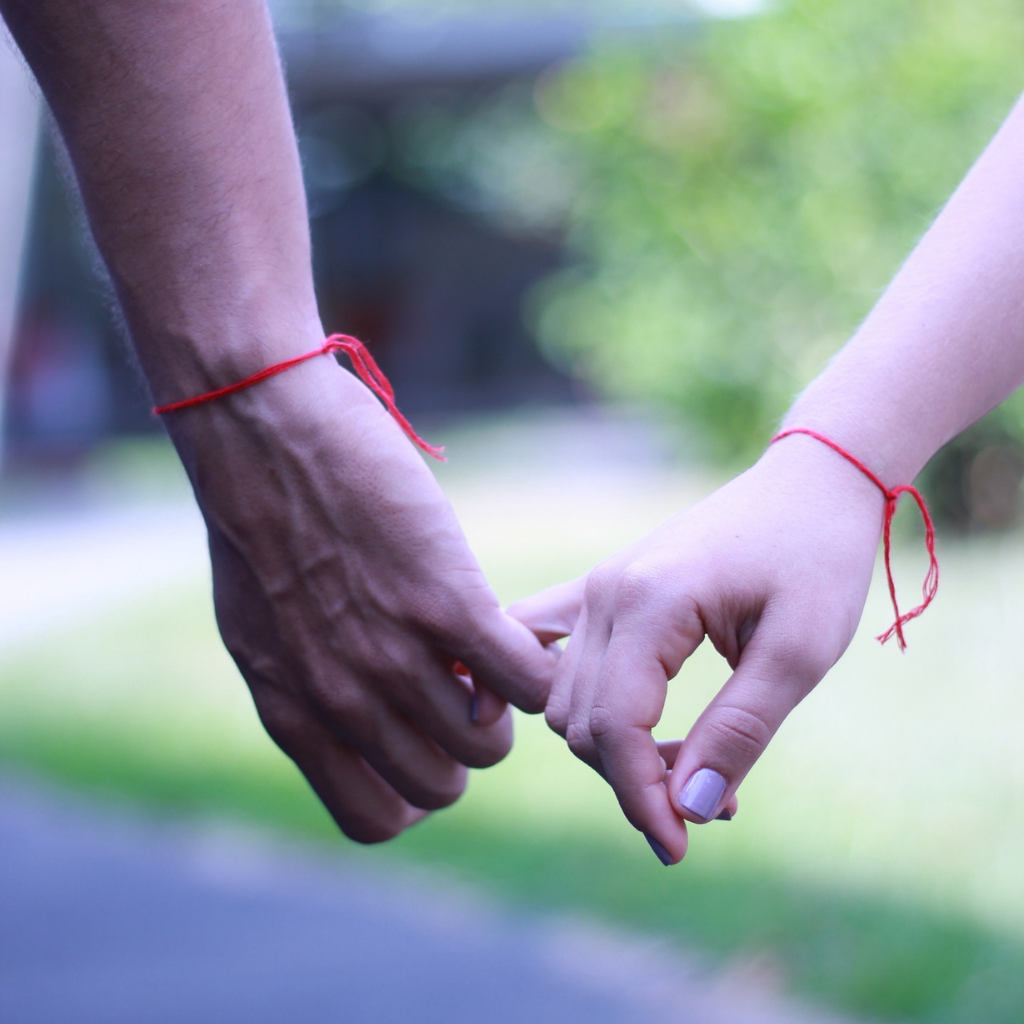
[2,9,617,468]
[283,11,600,414]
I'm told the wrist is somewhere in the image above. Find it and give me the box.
[128,298,326,409]
[168,352,456,608]
[779,394,934,489]
[766,413,940,650]
[164,349,380,495]
[756,428,887,534]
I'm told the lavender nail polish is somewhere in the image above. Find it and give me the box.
[643,832,673,866]
[469,692,479,725]
[679,768,728,822]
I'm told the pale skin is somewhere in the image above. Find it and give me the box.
[511,93,1024,863]
[1,0,558,842]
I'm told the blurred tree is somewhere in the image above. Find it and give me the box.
[530,0,1024,463]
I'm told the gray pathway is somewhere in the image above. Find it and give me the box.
[0,778,866,1024]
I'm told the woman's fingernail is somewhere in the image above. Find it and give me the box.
[715,808,733,822]
[469,692,479,725]
[643,832,673,866]
[679,768,728,822]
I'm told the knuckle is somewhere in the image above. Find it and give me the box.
[409,589,480,646]
[217,627,270,684]
[787,642,834,686]
[705,705,774,764]
[583,565,615,604]
[584,558,644,610]
[588,703,615,740]
[307,678,370,730]
[544,695,570,737]
[565,718,595,762]
[347,629,411,679]
[610,563,661,616]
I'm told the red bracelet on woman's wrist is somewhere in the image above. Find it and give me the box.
[152,333,445,461]
[771,427,938,650]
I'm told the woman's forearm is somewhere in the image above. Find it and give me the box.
[785,93,1024,482]
[0,0,321,404]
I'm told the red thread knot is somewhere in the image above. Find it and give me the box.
[771,427,938,650]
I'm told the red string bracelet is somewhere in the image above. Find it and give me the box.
[771,427,938,650]
[152,333,445,461]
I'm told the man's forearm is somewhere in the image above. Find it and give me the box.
[784,93,1024,482]
[0,0,320,403]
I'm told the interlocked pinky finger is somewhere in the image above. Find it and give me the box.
[564,706,605,776]
[543,605,588,739]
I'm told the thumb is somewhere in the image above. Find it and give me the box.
[505,577,585,645]
[667,631,824,824]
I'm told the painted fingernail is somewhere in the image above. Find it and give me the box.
[643,832,673,866]
[679,768,728,822]
[715,808,733,822]
[469,691,479,725]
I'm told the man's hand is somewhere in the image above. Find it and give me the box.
[168,355,555,842]
[509,434,884,863]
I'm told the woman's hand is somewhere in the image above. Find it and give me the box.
[509,433,884,863]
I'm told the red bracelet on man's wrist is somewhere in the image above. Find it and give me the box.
[152,333,445,461]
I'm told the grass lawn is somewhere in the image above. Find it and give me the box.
[2,427,1023,1022]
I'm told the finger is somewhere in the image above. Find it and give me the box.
[275,676,475,812]
[304,741,432,841]
[543,601,590,739]
[668,630,821,824]
[470,682,509,728]
[454,661,509,728]
[578,639,688,861]
[375,654,514,767]
[257,699,430,844]
[458,606,563,714]
[656,738,682,766]
[462,578,584,714]
[352,706,473,812]
[506,577,585,644]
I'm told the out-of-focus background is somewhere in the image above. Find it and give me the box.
[2,1,1024,1022]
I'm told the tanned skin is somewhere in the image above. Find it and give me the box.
[2,0,558,843]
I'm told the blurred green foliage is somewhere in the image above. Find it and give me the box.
[531,0,1024,461]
